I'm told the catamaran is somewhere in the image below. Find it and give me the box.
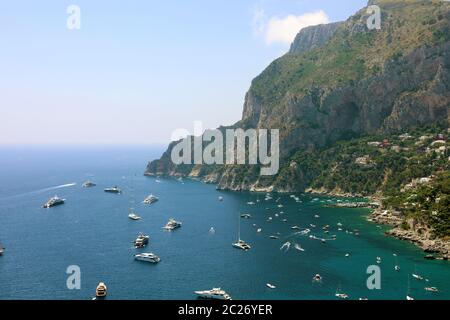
[232,214,251,250]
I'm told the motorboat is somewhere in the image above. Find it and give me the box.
[194,288,231,300]
[266,283,276,289]
[163,218,182,230]
[133,233,149,248]
[104,186,121,194]
[128,213,141,220]
[82,180,96,188]
[96,282,107,298]
[134,252,160,263]
[43,195,65,208]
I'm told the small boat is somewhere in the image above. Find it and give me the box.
[134,252,160,263]
[425,287,439,293]
[412,273,424,280]
[376,257,382,264]
[133,233,149,248]
[82,180,96,188]
[247,201,255,205]
[43,195,65,208]
[406,295,414,300]
[0,244,4,256]
[218,196,223,201]
[424,254,436,260]
[294,243,305,252]
[314,215,320,218]
[269,235,278,240]
[163,218,182,231]
[291,226,300,230]
[96,282,107,298]
[345,253,350,257]
[143,194,158,204]
[335,292,349,299]
[194,288,231,300]
[394,265,400,271]
[128,213,141,220]
[257,228,262,233]
[266,283,276,289]
[104,186,121,194]
[240,213,251,219]
[312,274,322,282]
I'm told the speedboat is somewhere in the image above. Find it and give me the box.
[82,180,96,188]
[128,213,141,220]
[269,235,278,239]
[143,194,158,204]
[266,283,276,289]
[96,282,107,298]
[43,195,65,208]
[240,214,251,219]
[194,288,231,300]
[104,186,121,194]
[163,218,182,230]
[133,233,149,248]
[425,287,439,293]
[134,252,160,263]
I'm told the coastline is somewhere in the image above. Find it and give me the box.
[303,187,450,260]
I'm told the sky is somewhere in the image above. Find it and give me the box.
[0,0,368,145]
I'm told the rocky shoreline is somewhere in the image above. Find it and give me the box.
[369,208,450,260]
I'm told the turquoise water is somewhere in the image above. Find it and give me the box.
[0,146,449,300]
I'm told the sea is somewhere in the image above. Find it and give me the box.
[0,145,449,300]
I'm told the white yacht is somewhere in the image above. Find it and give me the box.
[194,288,231,300]
[163,218,182,230]
[43,195,65,208]
[134,252,160,263]
[128,213,141,220]
[133,233,149,248]
[143,194,159,204]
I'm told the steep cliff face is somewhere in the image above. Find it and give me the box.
[289,22,343,55]
[146,0,450,192]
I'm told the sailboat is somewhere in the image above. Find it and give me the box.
[128,175,141,221]
[232,213,251,250]
[406,276,414,300]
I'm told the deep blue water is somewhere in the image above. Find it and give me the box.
[0,145,449,300]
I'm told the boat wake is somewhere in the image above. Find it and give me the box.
[0,183,77,201]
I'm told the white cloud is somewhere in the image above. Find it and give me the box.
[252,9,330,46]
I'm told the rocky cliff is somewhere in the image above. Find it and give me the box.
[145,0,450,192]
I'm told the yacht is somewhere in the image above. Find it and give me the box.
[104,186,121,194]
[232,214,251,250]
[143,194,159,204]
[43,195,65,208]
[82,180,96,188]
[96,282,107,298]
[134,252,160,263]
[128,213,141,220]
[194,288,232,300]
[133,233,150,248]
[163,218,182,230]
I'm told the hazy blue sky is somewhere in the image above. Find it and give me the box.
[0,0,367,145]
